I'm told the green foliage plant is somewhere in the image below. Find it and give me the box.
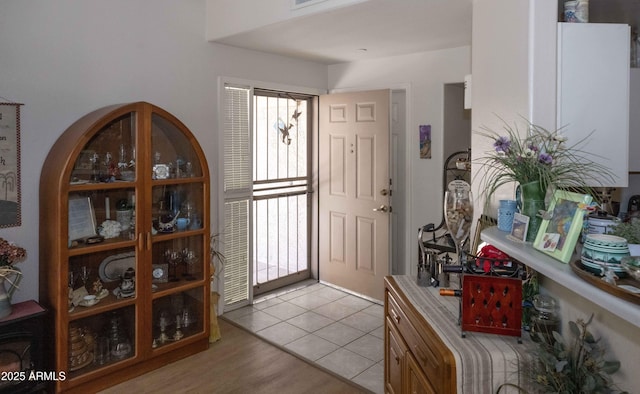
[529,314,625,394]
[609,219,640,244]
[477,118,616,206]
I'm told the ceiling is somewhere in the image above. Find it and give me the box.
[213,0,640,66]
[213,0,473,65]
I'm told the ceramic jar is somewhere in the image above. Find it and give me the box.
[586,214,619,235]
[564,1,577,22]
[575,0,589,22]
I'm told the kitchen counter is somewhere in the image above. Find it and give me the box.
[481,226,640,328]
[389,275,535,393]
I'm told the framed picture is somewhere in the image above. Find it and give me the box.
[152,263,169,283]
[419,125,431,159]
[68,196,98,244]
[533,190,592,263]
[0,103,23,228]
[508,212,529,243]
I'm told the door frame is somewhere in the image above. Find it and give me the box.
[216,77,412,310]
[216,76,325,313]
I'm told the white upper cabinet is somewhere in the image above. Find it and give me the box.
[557,22,630,187]
[629,69,640,172]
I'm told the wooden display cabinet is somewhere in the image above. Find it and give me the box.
[39,102,210,393]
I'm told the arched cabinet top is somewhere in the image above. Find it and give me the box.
[41,102,209,194]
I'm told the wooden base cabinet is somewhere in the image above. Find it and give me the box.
[39,102,210,393]
[384,277,455,394]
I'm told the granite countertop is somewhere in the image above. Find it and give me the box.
[392,275,536,394]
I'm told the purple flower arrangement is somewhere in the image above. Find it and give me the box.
[478,119,615,202]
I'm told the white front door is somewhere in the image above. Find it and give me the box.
[319,89,390,301]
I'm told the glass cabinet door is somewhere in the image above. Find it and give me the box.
[70,113,137,185]
[148,110,208,350]
[151,113,202,181]
[151,288,206,349]
[65,111,140,376]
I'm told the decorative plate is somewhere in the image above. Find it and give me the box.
[571,260,640,305]
[78,297,100,307]
[99,252,135,282]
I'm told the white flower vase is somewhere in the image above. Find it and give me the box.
[0,269,22,319]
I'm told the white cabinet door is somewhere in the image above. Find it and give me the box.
[629,69,640,172]
[557,22,630,187]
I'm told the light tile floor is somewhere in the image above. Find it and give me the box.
[222,281,384,394]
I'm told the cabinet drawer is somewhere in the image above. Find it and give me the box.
[387,291,444,390]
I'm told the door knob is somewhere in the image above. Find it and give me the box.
[373,205,392,213]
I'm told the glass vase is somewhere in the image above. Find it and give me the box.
[519,181,546,243]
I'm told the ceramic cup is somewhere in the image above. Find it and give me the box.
[498,200,518,232]
[176,218,190,231]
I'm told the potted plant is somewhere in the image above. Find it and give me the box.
[0,237,26,318]
[609,218,640,255]
[477,118,615,242]
[209,233,226,343]
[498,314,626,394]
[530,314,625,394]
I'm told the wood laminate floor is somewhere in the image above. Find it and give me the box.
[99,318,369,394]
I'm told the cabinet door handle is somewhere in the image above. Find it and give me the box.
[391,310,401,324]
[146,232,152,250]
[137,232,144,251]
[395,355,401,364]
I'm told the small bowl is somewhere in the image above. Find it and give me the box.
[584,234,628,248]
[621,256,640,280]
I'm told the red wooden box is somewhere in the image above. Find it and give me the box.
[460,274,522,338]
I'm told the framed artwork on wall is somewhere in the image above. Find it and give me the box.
[419,124,431,159]
[0,102,23,228]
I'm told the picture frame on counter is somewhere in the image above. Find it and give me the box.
[507,212,529,243]
[533,190,592,263]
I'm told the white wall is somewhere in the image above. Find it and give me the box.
[328,46,471,275]
[470,0,533,216]
[443,83,471,161]
[0,0,328,304]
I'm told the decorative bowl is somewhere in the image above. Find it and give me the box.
[581,243,630,264]
[583,234,628,248]
[581,235,629,277]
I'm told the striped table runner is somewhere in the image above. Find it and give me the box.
[393,275,536,393]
